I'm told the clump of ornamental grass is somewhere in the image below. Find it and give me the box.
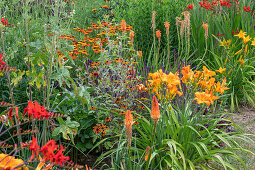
[208,29,255,111]
[94,64,255,169]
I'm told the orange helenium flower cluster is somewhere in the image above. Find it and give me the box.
[58,21,133,60]
[93,124,109,136]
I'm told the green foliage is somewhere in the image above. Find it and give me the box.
[52,117,80,144]
[99,99,255,169]
[112,0,188,64]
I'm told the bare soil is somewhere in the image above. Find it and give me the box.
[231,107,255,169]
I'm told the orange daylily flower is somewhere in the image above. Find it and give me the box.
[181,65,194,83]
[234,30,247,39]
[0,153,28,170]
[202,66,216,79]
[215,78,229,94]
[251,38,255,46]
[243,35,251,44]
[216,67,226,74]
[194,90,219,106]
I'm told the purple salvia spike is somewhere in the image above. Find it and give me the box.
[161,62,164,72]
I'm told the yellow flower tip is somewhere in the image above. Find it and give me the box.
[151,96,160,121]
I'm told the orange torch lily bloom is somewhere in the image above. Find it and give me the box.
[151,96,160,122]
[124,110,133,148]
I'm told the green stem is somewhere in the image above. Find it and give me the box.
[25,0,32,101]
[128,147,132,170]
[0,27,24,157]
[145,120,157,170]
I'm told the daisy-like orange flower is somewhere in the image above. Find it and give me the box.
[102,5,110,9]
[92,71,99,78]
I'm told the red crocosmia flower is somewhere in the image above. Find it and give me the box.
[23,101,51,120]
[29,137,40,161]
[40,139,58,163]
[1,18,9,25]
[54,145,70,165]
[243,6,252,12]
[8,108,14,125]
[15,107,20,123]
[187,4,193,10]
[23,101,35,119]
[0,52,6,65]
